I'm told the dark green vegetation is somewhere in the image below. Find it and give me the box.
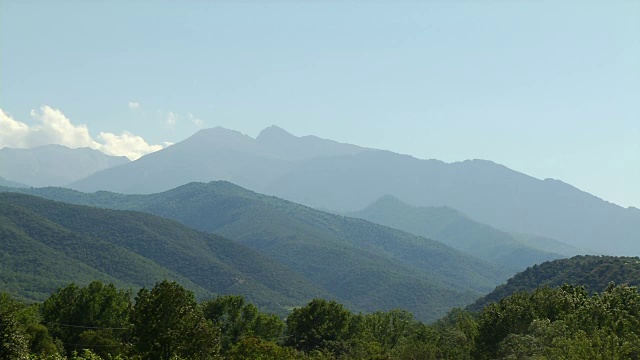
[0,145,128,187]
[469,255,640,312]
[348,195,574,271]
[4,280,640,359]
[64,126,640,256]
[0,192,328,313]
[1,184,509,321]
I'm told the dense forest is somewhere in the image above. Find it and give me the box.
[2,280,640,359]
[470,255,640,311]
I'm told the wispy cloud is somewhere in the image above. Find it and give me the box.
[0,106,166,160]
[128,101,140,110]
[165,112,177,129]
[188,112,204,128]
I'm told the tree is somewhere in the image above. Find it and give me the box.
[202,295,284,352]
[285,299,353,356]
[0,293,29,359]
[41,281,131,356]
[131,280,220,360]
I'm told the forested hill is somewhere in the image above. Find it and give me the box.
[0,184,509,322]
[348,195,571,272]
[0,192,329,313]
[469,255,640,311]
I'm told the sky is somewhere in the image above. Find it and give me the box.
[1,1,638,208]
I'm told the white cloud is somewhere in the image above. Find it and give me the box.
[0,109,30,148]
[98,131,163,160]
[0,106,166,160]
[128,101,140,110]
[188,112,204,128]
[164,112,178,129]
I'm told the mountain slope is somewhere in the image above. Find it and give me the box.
[3,183,509,321]
[0,193,328,313]
[0,145,129,187]
[468,255,640,312]
[348,195,572,271]
[67,126,640,255]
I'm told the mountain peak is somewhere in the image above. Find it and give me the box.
[256,125,295,142]
[368,194,412,210]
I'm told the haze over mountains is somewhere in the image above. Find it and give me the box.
[64,125,639,255]
[348,195,575,271]
[0,144,129,187]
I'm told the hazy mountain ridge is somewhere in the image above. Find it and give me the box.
[347,195,575,271]
[1,183,509,321]
[38,125,640,255]
[0,176,28,188]
[468,255,640,312]
[0,192,330,313]
[0,144,129,187]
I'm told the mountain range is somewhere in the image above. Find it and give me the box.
[0,182,509,321]
[0,144,129,187]
[62,126,638,255]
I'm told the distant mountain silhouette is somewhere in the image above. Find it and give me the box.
[0,145,129,187]
[348,195,577,271]
[69,126,640,255]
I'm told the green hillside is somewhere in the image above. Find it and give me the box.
[1,183,509,321]
[348,195,574,271]
[469,255,640,311]
[0,193,328,313]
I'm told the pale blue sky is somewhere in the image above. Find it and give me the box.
[1,1,639,207]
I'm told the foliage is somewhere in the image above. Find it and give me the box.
[41,281,131,357]
[201,295,284,352]
[7,280,640,359]
[130,280,220,360]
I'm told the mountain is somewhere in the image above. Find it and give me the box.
[67,126,640,255]
[2,183,509,322]
[468,255,640,312]
[348,195,575,271]
[69,126,372,195]
[509,232,590,257]
[0,192,329,313]
[0,176,27,188]
[0,145,129,187]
